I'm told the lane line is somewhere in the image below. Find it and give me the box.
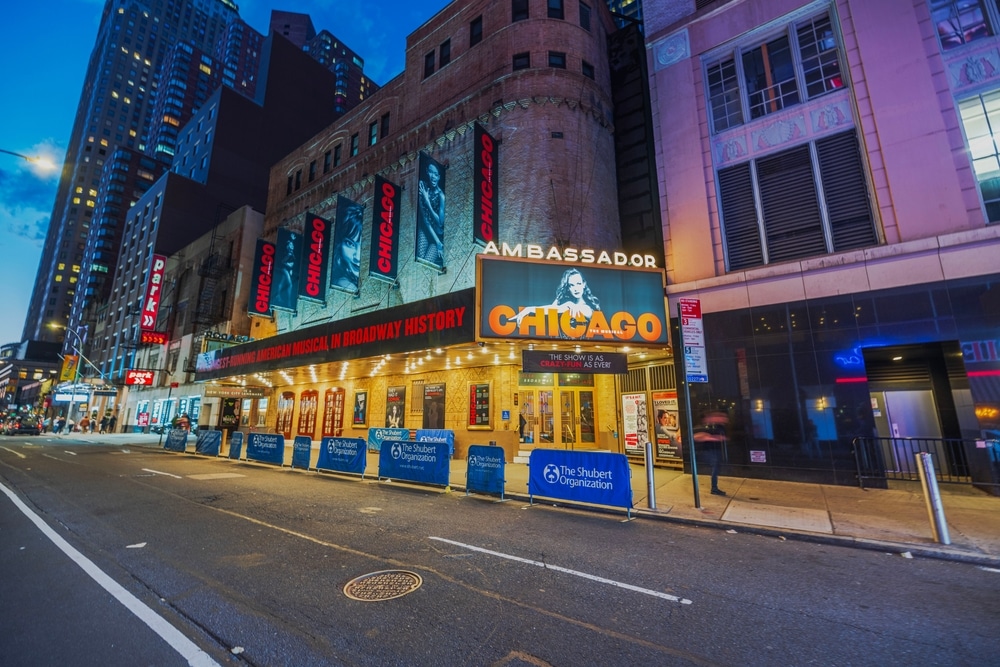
[429,536,692,605]
[0,480,219,667]
[142,468,183,479]
[1,447,26,459]
[64,451,78,456]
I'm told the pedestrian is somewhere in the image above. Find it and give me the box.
[99,415,109,434]
[694,411,728,496]
[90,416,97,433]
[108,414,117,433]
[79,415,90,433]
[55,416,66,434]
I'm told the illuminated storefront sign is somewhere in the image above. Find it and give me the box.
[140,331,169,345]
[249,239,275,317]
[196,288,476,380]
[125,369,155,386]
[481,242,657,268]
[140,254,167,330]
[477,257,668,345]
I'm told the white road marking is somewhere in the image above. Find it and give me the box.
[142,468,182,479]
[980,566,1000,573]
[1,447,26,459]
[0,480,219,667]
[429,536,692,605]
[64,451,78,456]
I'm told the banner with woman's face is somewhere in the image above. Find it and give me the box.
[415,152,446,270]
[332,196,364,293]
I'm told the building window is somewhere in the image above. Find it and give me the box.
[295,169,301,190]
[334,144,342,166]
[717,129,877,270]
[582,60,595,79]
[369,121,378,146]
[424,51,435,78]
[549,51,567,68]
[350,134,359,157]
[440,39,451,67]
[579,2,591,30]
[959,89,1000,222]
[512,0,529,22]
[705,12,843,134]
[548,0,564,19]
[930,0,993,51]
[470,16,483,46]
[309,160,316,182]
[381,113,390,138]
[513,52,531,71]
[323,150,331,174]
[286,175,293,196]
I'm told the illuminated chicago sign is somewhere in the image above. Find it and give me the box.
[481,241,657,268]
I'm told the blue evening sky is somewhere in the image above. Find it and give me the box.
[0,0,447,346]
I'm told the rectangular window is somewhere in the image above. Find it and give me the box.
[959,89,1000,222]
[323,150,331,174]
[548,0,564,20]
[440,39,451,67]
[717,129,877,270]
[381,113,390,138]
[424,51,435,78]
[294,169,301,191]
[579,2,591,30]
[930,0,992,51]
[369,121,378,146]
[513,0,529,22]
[350,134,359,156]
[582,60,594,79]
[705,12,843,133]
[549,51,567,68]
[286,175,293,195]
[334,144,342,166]
[308,160,316,182]
[513,51,531,71]
[470,16,483,46]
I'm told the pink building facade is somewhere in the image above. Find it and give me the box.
[646,0,1000,486]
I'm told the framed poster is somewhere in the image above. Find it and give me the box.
[651,390,681,460]
[386,385,406,428]
[352,390,368,428]
[422,382,446,429]
[621,392,649,454]
[468,382,491,430]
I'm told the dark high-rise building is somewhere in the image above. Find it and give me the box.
[24,0,241,345]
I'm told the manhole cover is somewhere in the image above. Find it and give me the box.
[343,570,422,601]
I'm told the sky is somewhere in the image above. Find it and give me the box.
[0,0,449,347]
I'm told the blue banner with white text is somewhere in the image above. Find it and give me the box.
[528,449,632,509]
[292,436,312,470]
[317,437,367,475]
[195,430,222,456]
[378,440,450,487]
[367,427,409,452]
[247,432,285,466]
[467,445,505,495]
[228,431,244,459]
[414,429,454,457]
[164,428,188,452]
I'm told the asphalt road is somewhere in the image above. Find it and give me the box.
[1,435,998,666]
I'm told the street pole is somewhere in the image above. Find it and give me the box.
[65,352,80,433]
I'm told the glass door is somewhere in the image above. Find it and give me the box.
[559,391,577,447]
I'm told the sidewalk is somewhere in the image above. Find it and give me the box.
[59,433,1000,565]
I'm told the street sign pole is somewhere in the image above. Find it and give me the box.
[678,301,701,509]
[678,298,709,510]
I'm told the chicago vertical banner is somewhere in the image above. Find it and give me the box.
[248,239,275,317]
[370,177,400,284]
[299,214,330,304]
[473,123,497,247]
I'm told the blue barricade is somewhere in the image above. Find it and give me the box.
[195,430,222,456]
[164,428,188,452]
[466,445,505,497]
[528,449,633,513]
[291,436,312,470]
[415,429,455,457]
[317,437,367,476]
[228,431,244,460]
[367,427,409,452]
[246,433,285,466]
[378,440,451,487]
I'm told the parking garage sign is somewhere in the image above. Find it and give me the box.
[679,298,708,383]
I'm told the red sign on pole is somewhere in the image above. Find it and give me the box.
[125,369,155,386]
[140,254,167,331]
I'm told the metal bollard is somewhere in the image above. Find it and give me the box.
[915,451,950,545]
[644,441,657,510]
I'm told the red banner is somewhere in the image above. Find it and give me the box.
[473,123,497,246]
[248,239,276,317]
[370,177,400,283]
[125,369,155,386]
[140,254,167,330]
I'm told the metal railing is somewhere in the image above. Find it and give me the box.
[852,436,972,489]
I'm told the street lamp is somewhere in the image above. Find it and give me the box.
[49,324,101,433]
[0,148,57,174]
